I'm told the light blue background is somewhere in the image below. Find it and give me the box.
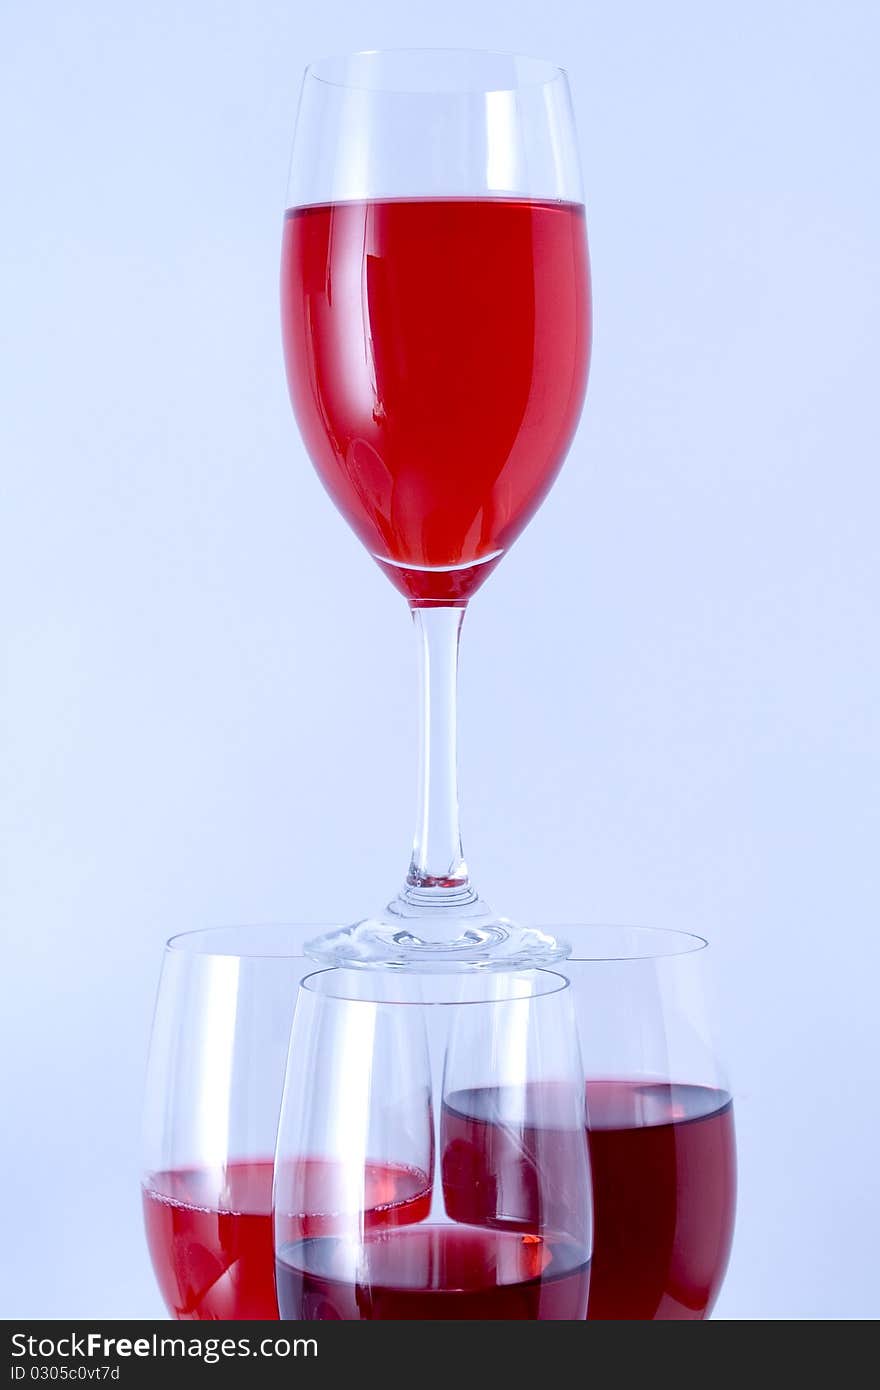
[2,0,878,1319]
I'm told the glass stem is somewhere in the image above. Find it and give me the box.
[402,605,475,904]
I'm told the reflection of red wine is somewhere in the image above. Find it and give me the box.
[276,1223,589,1320]
[442,1082,736,1321]
[442,1082,591,1238]
[143,1158,431,1320]
[281,198,590,605]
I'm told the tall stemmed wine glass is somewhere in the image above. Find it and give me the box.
[281,50,591,970]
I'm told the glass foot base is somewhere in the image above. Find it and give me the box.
[306,892,571,972]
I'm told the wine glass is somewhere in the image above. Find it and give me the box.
[281,49,591,971]
[566,926,736,1320]
[141,925,316,1319]
[273,968,591,1319]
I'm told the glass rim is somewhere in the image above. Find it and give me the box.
[164,924,330,960]
[298,965,571,1007]
[561,925,709,962]
[303,48,569,96]
[163,924,707,964]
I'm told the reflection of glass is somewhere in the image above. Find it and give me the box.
[281,50,591,970]
[274,969,591,1319]
[571,928,736,1320]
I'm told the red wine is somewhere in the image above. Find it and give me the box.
[281,198,590,604]
[585,1081,736,1320]
[276,1223,589,1320]
[442,1081,736,1321]
[143,1158,431,1320]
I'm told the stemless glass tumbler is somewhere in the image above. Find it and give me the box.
[141,926,735,1321]
[567,927,736,1320]
[273,968,592,1319]
[281,49,591,971]
[142,926,315,1319]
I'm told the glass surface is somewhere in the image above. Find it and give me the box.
[142,924,733,1321]
[566,926,736,1320]
[141,925,319,1319]
[273,967,591,1319]
[281,50,591,970]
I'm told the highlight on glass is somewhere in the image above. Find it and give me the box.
[280,50,591,971]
